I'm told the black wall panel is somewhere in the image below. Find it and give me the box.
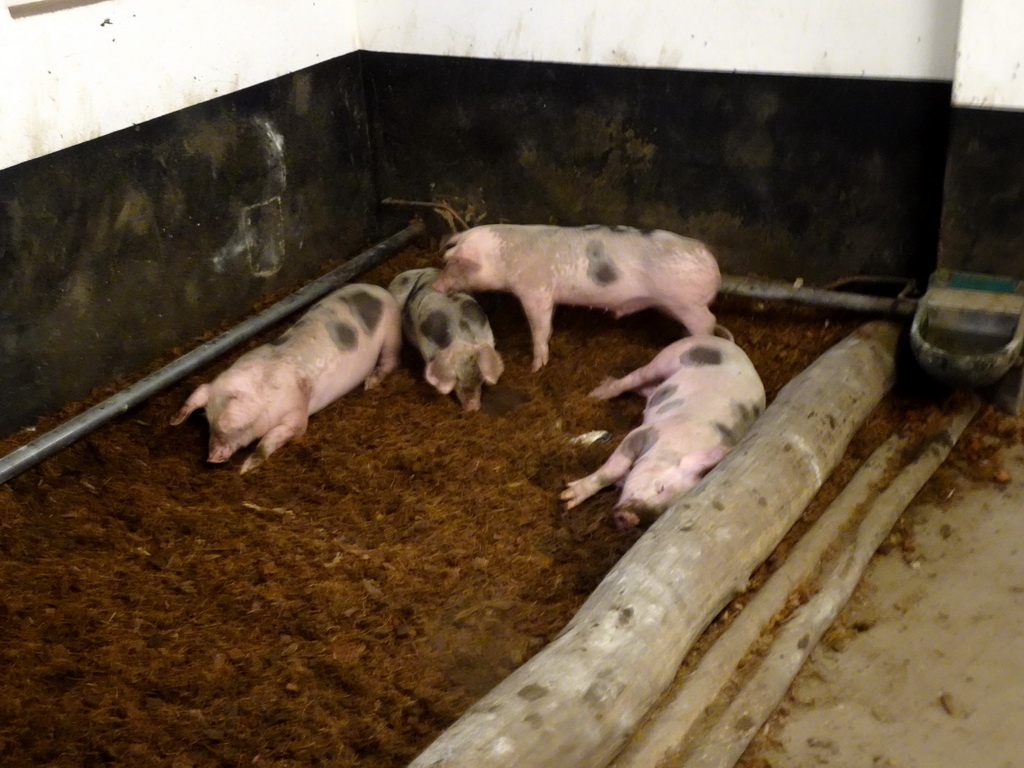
[939,106,1024,280]
[365,53,951,285]
[0,53,377,435]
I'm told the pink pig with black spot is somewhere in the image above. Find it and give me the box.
[431,224,721,370]
[562,335,765,530]
[388,267,504,411]
[171,283,401,473]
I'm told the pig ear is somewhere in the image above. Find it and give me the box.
[440,231,464,252]
[678,445,729,477]
[425,354,457,395]
[476,346,505,385]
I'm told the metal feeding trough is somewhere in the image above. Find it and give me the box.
[911,269,1024,412]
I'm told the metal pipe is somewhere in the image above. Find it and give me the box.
[0,221,425,485]
[720,274,919,317]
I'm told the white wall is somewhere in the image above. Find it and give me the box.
[356,0,961,81]
[0,0,358,171]
[953,0,1024,108]
[2,0,992,173]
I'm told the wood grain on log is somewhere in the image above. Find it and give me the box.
[609,433,911,768]
[407,322,901,768]
[682,397,980,768]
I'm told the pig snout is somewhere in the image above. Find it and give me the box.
[611,502,653,531]
[455,385,482,412]
[430,268,466,294]
[207,441,235,464]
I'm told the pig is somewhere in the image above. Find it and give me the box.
[388,267,504,411]
[561,335,765,530]
[430,224,721,370]
[170,283,402,473]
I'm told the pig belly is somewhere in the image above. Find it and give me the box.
[306,350,377,414]
[639,418,723,462]
[552,270,648,311]
[645,377,759,424]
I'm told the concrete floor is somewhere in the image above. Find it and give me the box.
[747,441,1024,768]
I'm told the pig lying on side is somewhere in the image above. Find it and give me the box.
[388,267,504,411]
[431,224,721,370]
[171,283,401,473]
[562,335,765,530]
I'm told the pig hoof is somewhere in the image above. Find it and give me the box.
[588,378,618,399]
[559,486,583,510]
[239,456,263,474]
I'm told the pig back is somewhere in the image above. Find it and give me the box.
[273,283,400,413]
[494,225,719,306]
[391,267,496,360]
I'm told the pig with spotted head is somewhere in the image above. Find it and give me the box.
[170,283,401,473]
[389,267,504,411]
[431,224,721,370]
[562,335,765,530]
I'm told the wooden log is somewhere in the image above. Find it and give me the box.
[682,396,980,768]
[407,322,901,768]
[610,395,980,768]
[608,433,911,768]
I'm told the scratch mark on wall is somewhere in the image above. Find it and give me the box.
[212,116,287,277]
[255,116,287,195]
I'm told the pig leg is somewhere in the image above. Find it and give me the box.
[591,337,712,399]
[365,323,402,390]
[170,384,211,425]
[239,420,306,474]
[589,355,680,399]
[561,436,643,509]
[517,291,555,371]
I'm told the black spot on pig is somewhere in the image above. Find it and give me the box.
[459,299,488,328]
[680,345,723,366]
[656,399,686,415]
[347,289,384,331]
[420,311,452,349]
[713,420,742,447]
[622,426,658,458]
[586,240,619,286]
[731,401,762,434]
[648,384,678,408]
[407,271,436,298]
[329,320,358,352]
